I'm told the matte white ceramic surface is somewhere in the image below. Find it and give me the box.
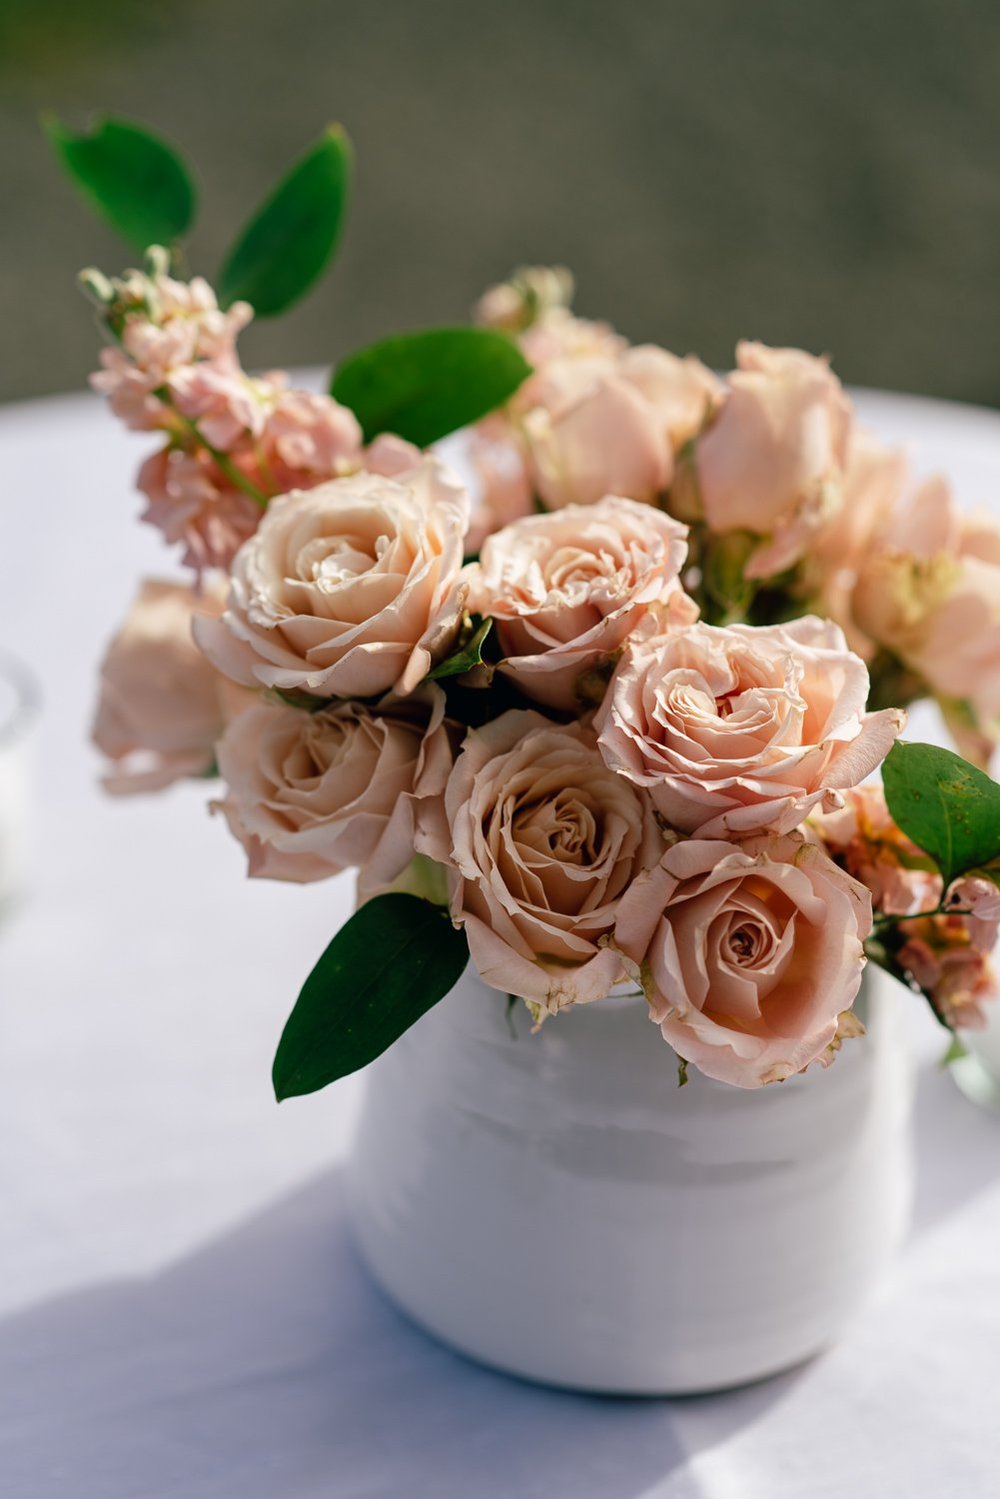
[348,965,914,1395]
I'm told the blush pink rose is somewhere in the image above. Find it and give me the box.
[851,475,1000,735]
[522,372,673,510]
[595,616,903,837]
[92,578,249,794]
[194,458,470,700]
[614,835,872,1087]
[615,345,722,449]
[430,711,662,1011]
[805,431,910,658]
[468,496,695,709]
[215,687,451,896]
[694,341,853,578]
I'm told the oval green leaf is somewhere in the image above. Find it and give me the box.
[45,114,195,253]
[330,327,533,446]
[272,893,468,1101]
[882,739,1000,888]
[218,125,352,316]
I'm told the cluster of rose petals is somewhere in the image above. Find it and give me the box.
[216,686,451,897]
[810,784,940,917]
[426,711,661,1011]
[468,496,695,709]
[595,616,904,838]
[92,578,249,794]
[851,474,1000,735]
[613,835,873,1087]
[195,458,470,699]
[694,342,852,578]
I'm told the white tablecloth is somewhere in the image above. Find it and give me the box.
[1,384,999,1498]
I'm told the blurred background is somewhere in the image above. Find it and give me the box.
[4,0,1000,406]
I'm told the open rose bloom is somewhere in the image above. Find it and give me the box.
[86,252,1000,1091]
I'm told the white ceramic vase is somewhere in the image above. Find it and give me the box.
[347,964,914,1396]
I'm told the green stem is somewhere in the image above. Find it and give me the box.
[152,387,271,508]
[873,901,972,934]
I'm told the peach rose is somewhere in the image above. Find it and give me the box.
[615,345,722,449]
[194,458,470,700]
[695,342,853,578]
[522,372,672,511]
[215,687,451,895]
[805,431,909,657]
[92,578,248,794]
[614,835,872,1087]
[468,496,695,709]
[851,475,1000,734]
[595,616,903,837]
[431,711,662,1011]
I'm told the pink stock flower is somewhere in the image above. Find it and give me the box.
[138,448,262,576]
[810,784,940,917]
[897,912,1000,1031]
[261,385,363,489]
[90,265,253,432]
[614,834,872,1087]
[595,616,903,838]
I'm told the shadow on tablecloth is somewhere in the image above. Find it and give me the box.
[0,1167,746,1499]
[2,1055,995,1499]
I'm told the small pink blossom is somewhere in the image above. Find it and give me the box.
[138,448,262,576]
[811,784,940,917]
[897,914,999,1031]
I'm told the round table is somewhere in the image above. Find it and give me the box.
[1,384,999,1498]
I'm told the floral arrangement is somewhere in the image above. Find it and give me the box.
[53,117,1000,1095]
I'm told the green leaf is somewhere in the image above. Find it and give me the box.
[426,616,493,680]
[330,327,532,446]
[272,894,468,1100]
[882,740,1000,887]
[44,114,195,252]
[218,125,352,316]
